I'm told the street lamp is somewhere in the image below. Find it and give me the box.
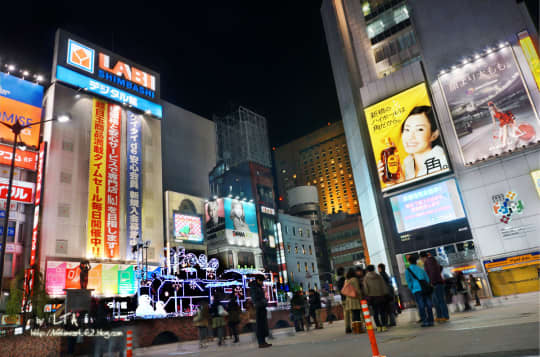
[0,114,71,295]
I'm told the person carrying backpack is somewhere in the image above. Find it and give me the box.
[405,255,434,327]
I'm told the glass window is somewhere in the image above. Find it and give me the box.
[290,271,294,282]
[293,227,296,236]
[6,221,16,243]
[302,245,306,254]
[287,244,291,253]
[3,253,13,277]
[295,246,298,254]
[305,262,308,272]
[309,246,312,255]
[297,262,301,272]
[312,262,315,272]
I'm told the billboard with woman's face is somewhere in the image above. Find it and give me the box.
[364,83,451,192]
[224,198,259,247]
[438,45,540,165]
[205,198,225,234]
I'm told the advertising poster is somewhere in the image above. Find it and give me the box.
[166,191,206,246]
[364,83,450,192]
[45,261,66,296]
[205,198,225,234]
[0,144,38,171]
[518,31,540,91]
[102,264,119,296]
[439,46,540,165]
[126,111,142,260]
[173,213,203,243]
[390,179,466,233]
[0,178,35,204]
[87,263,102,295]
[65,262,80,289]
[224,198,259,247]
[531,170,540,198]
[0,72,43,148]
[87,99,107,258]
[105,104,121,259]
[118,265,136,295]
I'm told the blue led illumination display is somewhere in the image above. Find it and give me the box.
[55,65,162,118]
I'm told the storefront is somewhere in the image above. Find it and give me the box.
[484,251,540,296]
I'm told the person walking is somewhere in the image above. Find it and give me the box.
[405,255,434,327]
[335,267,347,331]
[227,294,241,343]
[363,265,389,332]
[420,252,449,322]
[342,268,364,334]
[378,263,397,327]
[209,298,227,346]
[249,275,272,348]
[469,275,481,306]
[456,271,472,311]
[308,289,323,329]
[291,290,306,331]
[325,292,335,324]
[193,301,210,348]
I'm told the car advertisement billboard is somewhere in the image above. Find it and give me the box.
[439,45,540,165]
[0,72,44,148]
[364,82,450,192]
[173,212,203,244]
[224,198,259,247]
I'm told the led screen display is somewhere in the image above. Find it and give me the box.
[390,179,466,233]
[173,212,203,243]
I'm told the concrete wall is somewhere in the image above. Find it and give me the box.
[161,101,216,199]
[40,83,163,267]
[409,0,540,262]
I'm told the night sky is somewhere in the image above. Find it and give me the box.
[1,1,537,146]
[0,2,340,147]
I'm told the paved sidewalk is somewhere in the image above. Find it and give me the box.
[134,292,540,357]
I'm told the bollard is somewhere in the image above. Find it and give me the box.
[126,330,133,357]
[361,300,386,357]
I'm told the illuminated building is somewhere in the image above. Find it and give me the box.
[275,121,359,215]
[326,213,369,271]
[321,0,539,297]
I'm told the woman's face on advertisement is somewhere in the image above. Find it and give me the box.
[401,113,439,155]
[232,203,244,218]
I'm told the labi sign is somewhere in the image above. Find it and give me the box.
[52,29,162,118]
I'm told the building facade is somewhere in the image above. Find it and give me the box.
[214,106,272,169]
[286,186,331,282]
[277,213,321,292]
[275,121,359,215]
[322,0,540,296]
[326,213,370,272]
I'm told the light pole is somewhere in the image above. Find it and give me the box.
[0,114,70,295]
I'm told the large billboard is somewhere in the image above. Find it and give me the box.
[390,179,466,234]
[439,45,540,165]
[224,198,259,247]
[0,72,44,148]
[52,30,162,117]
[364,83,450,192]
[205,198,259,247]
[166,191,206,246]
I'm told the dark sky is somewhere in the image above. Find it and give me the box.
[0,2,340,147]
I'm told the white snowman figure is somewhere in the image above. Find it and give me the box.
[154,301,167,317]
[136,295,155,317]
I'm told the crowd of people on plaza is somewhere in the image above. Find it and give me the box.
[192,253,483,349]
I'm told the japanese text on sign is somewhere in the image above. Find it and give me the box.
[105,105,121,259]
[126,111,142,259]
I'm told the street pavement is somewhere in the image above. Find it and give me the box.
[134,292,540,357]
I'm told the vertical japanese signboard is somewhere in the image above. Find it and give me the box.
[518,31,540,91]
[126,111,142,259]
[30,142,46,267]
[88,99,108,258]
[105,105,121,259]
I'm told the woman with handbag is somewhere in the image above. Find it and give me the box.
[342,268,364,334]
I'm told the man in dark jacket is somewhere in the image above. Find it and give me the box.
[378,263,397,326]
[249,275,271,348]
[308,289,323,329]
[420,252,449,322]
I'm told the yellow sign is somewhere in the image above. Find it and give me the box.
[488,265,539,296]
[484,252,540,272]
[518,31,540,91]
[364,83,450,191]
[87,99,108,258]
[531,170,540,198]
